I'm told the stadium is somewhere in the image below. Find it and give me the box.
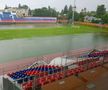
[0,10,108,90]
[0,0,108,90]
[0,12,57,24]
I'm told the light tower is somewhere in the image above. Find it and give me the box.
[72,0,76,25]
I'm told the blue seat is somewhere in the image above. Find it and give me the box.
[17,79,23,84]
[24,77,28,82]
[29,76,34,80]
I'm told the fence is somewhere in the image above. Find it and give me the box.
[0,44,108,76]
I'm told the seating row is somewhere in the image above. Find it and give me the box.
[88,50,108,57]
[7,65,62,81]
[22,66,86,90]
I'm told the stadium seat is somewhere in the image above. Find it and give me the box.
[66,70,73,76]
[7,65,64,90]
[17,79,23,84]
[23,81,33,90]
[38,77,49,86]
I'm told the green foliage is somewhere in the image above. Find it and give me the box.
[91,19,101,24]
[63,5,68,14]
[102,13,108,24]
[79,12,84,21]
[95,4,108,24]
[96,5,106,18]
[18,3,29,9]
[32,6,58,17]
[67,5,72,19]
[86,11,96,16]
[74,12,80,21]
[61,5,79,22]
[4,4,8,9]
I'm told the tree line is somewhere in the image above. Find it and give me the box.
[5,4,108,24]
[59,4,108,24]
[31,4,108,24]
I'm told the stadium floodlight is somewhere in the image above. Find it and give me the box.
[72,0,76,25]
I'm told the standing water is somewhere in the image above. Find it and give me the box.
[0,33,108,63]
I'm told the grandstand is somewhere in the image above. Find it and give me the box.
[0,12,57,23]
[1,49,108,90]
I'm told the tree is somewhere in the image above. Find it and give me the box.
[74,12,79,21]
[61,5,79,22]
[63,5,68,14]
[20,5,29,9]
[96,5,106,18]
[69,5,72,12]
[28,8,32,16]
[86,11,96,16]
[102,13,108,24]
[83,8,87,14]
[79,9,85,21]
[18,3,21,8]
[67,5,73,20]
[5,4,8,9]
[32,7,58,17]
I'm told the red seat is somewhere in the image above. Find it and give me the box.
[46,75,52,82]
[70,69,75,75]
[94,62,98,67]
[7,73,12,76]
[66,70,72,76]
[74,66,85,74]
[34,71,39,75]
[74,68,80,73]
[38,72,45,77]
[38,77,48,86]
[43,72,48,76]
[80,66,85,72]
[88,62,97,69]
[46,74,59,82]
[57,72,64,79]
[50,74,56,82]
[22,81,32,90]
[53,73,60,80]
[88,63,93,69]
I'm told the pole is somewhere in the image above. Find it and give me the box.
[72,0,76,25]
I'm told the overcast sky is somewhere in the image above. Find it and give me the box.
[0,0,108,12]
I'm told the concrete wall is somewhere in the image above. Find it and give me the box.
[3,77,20,90]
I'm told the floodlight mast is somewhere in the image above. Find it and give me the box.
[72,0,76,25]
